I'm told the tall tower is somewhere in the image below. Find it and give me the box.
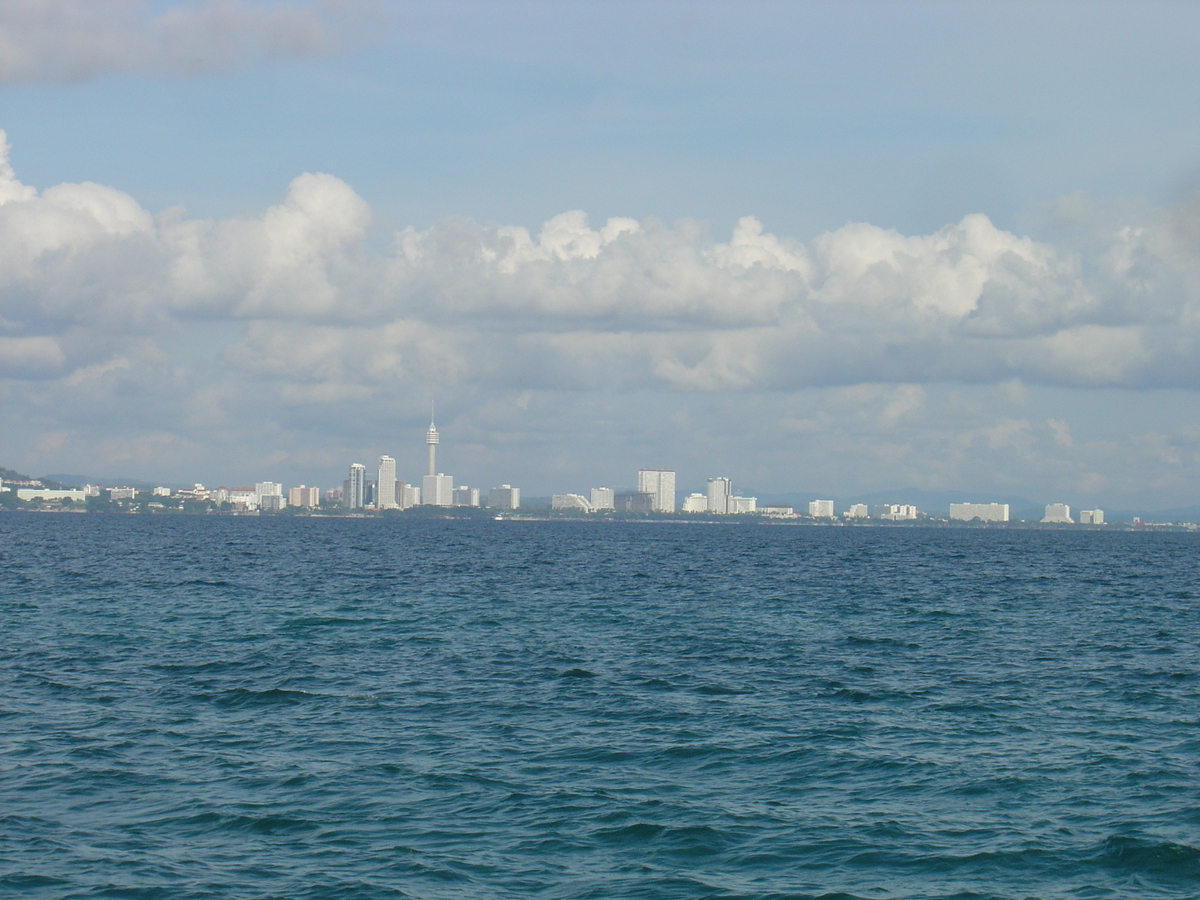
[426,404,439,477]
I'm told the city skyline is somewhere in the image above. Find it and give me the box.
[4,3,1200,510]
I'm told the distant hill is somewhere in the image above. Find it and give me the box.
[41,474,164,491]
[0,466,35,482]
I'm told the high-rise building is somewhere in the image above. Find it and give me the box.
[423,474,454,506]
[1079,509,1105,525]
[1042,503,1073,523]
[346,464,366,509]
[398,482,420,508]
[288,485,319,508]
[377,456,398,510]
[706,477,731,514]
[589,487,615,511]
[638,469,676,512]
[255,482,284,508]
[681,493,708,513]
[874,504,918,521]
[808,499,835,518]
[453,486,480,507]
[488,485,520,510]
[845,503,869,519]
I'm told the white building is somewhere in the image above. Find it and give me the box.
[681,493,708,513]
[16,489,88,502]
[949,502,1009,523]
[346,464,366,509]
[1079,509,1105,525]
[152,486,171,497]
[255,482,283,507]
[228,487,259,509]
[589,487,615,511]
[760,505,796,517]
[109,487,137,500]
[808,499,835,518]
[1042,503,1073,524]
[706,477,732,514]
[399,483,421,508]
[453,486,481,507]
[488,485,520,510]
[377,456,398,509]
[875,504,918,521]
[288,485,320,508]
[730,495,757,514]
[423,474,454,507]
[845,503,869,519]
[637,469,676,512]
[552,493,593,512]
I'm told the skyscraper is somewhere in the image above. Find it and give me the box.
[637,469,676,512]
[377,456,397,509]
[346,463,365,509]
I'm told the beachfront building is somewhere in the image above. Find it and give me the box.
[949,502,1009,523]
[552,493,592,512]
[1079,509,1105,525]
[730,495,758,514]
[681,493,708,513]
[590,487,615,511]
[638,469,676,512]
[488,485,520,510]
[345,464,366,509]
[1042,503,1073,524]
[808,499,835,518]
[377,457,398,509]
[706,477,732,514]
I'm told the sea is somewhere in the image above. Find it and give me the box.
[2,514,1198,900]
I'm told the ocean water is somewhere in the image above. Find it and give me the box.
[2,515,1199,900]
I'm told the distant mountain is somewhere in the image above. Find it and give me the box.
[0,466,35,482]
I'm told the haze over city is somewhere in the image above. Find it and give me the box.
[5,1,1200,511]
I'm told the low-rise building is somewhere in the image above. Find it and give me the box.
[760,505,796,517]
[874,504,918,521]
[681,493,708,513]
[16,489,88,502]
[109,487,137,500]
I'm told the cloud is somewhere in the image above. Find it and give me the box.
[0,0,377,85]
[6,127,1200,407]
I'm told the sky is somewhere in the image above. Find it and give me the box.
[4,0,1200,510]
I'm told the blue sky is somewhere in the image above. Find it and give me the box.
[4,0,1200,510]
